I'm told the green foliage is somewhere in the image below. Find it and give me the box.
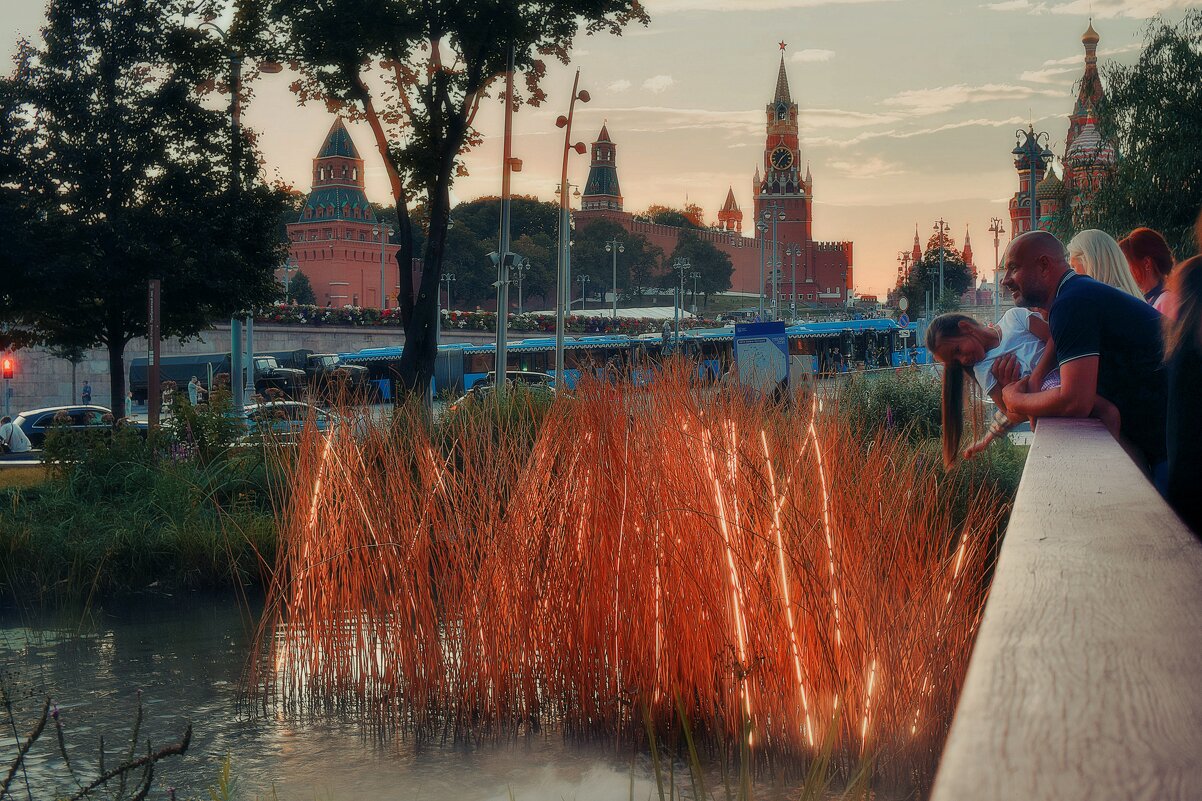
[0,0,291,413]
[1086,11,1202,258]
[287,270,317,305]
[246,0,649,395]
[669,230,734,301]
[572,218,664,304]
[838,370,943,444]
[1,404,280,605]
[898,248,974,314]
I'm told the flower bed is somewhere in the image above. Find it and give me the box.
[255,303,721,335]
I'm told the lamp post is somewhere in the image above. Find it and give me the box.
[1012,124,1054,234]
[440,272,456,311]
[577,273,591,311]
[785,243,801,323]
[373,224,394,309]
[672,257,692,340]
[691,272,699,316]
[281,257,298,303]
[604,238,624,319]
[756,220,769,319]
[554,71,590,382]
[988,217,1006,323]
[933,218,950,310]
[762,204,786,320]
[513,257,529,315]
[926,263,937,317]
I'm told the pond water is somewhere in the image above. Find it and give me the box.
[3,595,824,801]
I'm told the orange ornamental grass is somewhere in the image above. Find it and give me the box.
[254,364,1004,783]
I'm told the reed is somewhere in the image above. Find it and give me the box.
[255,364,1007,790]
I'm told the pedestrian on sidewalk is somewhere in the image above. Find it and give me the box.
[81,380,92,405]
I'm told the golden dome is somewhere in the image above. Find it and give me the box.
[1082,21,1100,45]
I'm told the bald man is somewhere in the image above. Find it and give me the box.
[997,230,1167,475]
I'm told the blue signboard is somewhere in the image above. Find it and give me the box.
[898,313,910,328]
[734,321,789,392]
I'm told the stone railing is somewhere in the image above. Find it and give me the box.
[930,418,1202,800]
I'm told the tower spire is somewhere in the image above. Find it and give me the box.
[773,52,792,103]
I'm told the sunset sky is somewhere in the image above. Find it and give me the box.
[4,0,1199,295]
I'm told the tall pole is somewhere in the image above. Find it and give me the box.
[244,314,255,400]
[555,71,588,382]
[757,222,767,318]
[606,238,623,320]
[147,280,161,428]
[673,257,690,340]
[988,217,1005,323]
[692,272,699,316]
[495,45,516,392]
[934,218,949,310]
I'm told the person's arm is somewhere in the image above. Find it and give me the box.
[1026,314,1058,389]
[1002,355,1099,418]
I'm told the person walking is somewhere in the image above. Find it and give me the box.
[188,376,201,406]
[125,390,133,419]
[81,380,92,405]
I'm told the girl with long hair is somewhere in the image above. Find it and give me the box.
[925,310,1119,467]
[1120,227,1178,318]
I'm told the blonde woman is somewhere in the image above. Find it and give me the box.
[1067,229,1143,298]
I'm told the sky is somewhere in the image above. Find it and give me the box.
[4,0,1200,295]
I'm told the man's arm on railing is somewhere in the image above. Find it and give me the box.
[1002,355,1098,418]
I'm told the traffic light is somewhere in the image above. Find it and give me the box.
[1,356,13,380]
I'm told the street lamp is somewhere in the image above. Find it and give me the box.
[513,257,529,315]
[926,263,938,317]
[554,71,590,382]
[1012,124,1054,234]
[988,217,1006,323]
[440,272,456,311]
[933,218,950,310]
[672,257,692,339]
[756,220,769,318]
[373,224,394,309]
[281,257,298,303]
[785,243,801,323]
[604,238,624,319]
[691,271,700,316]
[577,273,591,311]
[762,204,786,319]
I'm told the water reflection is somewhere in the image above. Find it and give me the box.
[0,597,665,800]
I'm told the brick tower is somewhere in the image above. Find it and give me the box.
[581,123,623,212]
[717,187,742,232]
[287,118,398,308]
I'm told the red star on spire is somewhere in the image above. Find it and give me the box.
[778,41,787,51]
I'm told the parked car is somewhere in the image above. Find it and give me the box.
[446,371,557,414]
[240,400,336,444]
[13,405,114,449]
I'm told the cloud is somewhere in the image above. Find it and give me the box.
[983,0,1201,17]
[791,49,836,63]
[882,83,1061,116]
[607,79,632,93]
[647,0,900,10]
[1019,44,1139,83]
[827,156,908,180]
[642,74,676,93]
[806,116,1028,148]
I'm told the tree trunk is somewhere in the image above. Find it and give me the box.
[396,189,450,397]
[107,334,126,421]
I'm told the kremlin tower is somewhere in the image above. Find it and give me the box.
[286,119,399,308]
[576,49,852,306]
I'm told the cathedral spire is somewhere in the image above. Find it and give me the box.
[912,224,923,263]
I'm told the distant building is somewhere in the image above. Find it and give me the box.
[286,119,399,308]
[1011,21,1116,237]
[575,50,853,308]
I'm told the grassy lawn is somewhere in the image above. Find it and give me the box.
[0,464,50,490]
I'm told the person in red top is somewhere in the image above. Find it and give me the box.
[1120,227,1178,319]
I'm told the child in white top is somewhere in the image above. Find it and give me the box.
[925,310,1119,466]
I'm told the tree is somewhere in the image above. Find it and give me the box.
[249,0,648,398]
[570,219,663,305]
[643,203,703,229]
[898,247,973,315]
[1083,11,1202,259]
[289,270,317,305]
[669,231,733,306]
[1,1,289,414]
